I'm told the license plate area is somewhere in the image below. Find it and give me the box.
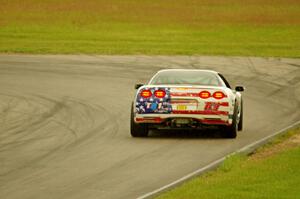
[171,99,198,111]
[177,105,187,110]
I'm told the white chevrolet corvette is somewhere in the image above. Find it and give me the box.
[131,69,244,138]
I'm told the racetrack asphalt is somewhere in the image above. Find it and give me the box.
[0,55,299,199]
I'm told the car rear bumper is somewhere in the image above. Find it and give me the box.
[135,113,232,126]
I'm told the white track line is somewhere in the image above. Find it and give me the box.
[137,120,300,199]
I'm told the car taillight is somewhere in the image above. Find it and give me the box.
[154,90,166,98]
[213,91,226,99]
[199,91,211,99]
[141,90,152,98]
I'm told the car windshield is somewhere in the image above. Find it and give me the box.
[149,70,221,86]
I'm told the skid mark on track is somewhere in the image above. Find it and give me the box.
[0,93,114,177]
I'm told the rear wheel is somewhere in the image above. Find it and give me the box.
[222,102,238,139]
[238,99,243,131]
[130,103,149,137]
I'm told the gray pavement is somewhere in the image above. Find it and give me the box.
[0,55,299,199]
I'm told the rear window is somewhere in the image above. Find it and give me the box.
[149,71,221,86]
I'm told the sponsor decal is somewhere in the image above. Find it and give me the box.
[170,92,199,97]
[204,102,228,111]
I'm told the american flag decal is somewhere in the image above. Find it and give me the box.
[136,87,172,114]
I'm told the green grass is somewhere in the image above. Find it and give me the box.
[0,0,300,57]
[156,128,300,199]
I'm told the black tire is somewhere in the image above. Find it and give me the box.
[238,99,243,131]
[222,102,238,139]
[130,103,148,137]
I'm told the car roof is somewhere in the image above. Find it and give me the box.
[156,69,219,74]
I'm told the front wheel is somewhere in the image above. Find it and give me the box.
[130,103,149,137]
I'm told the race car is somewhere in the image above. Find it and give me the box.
[130,69,244,138]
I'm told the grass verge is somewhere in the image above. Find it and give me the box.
[156,127,300,199]
[0,0,299,57]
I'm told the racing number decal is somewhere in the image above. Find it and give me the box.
[146,102,163,110]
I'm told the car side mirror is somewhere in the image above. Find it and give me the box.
[235,86,245,92]
[135,83,144,89]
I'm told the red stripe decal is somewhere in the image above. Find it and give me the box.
[135,117,163,123]
[171,100,198,104]
[172,110,229,115]
[198,119,230,125]
[219,102,229,106]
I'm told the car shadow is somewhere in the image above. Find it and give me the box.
[148,128,225,139]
